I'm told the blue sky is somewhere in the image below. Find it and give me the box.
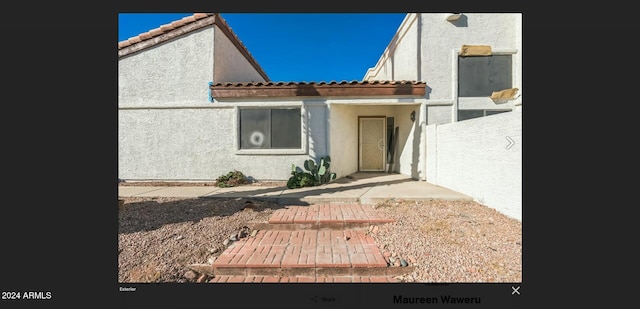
[118,13,407,82]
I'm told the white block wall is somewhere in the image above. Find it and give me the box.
[425,107,522,221]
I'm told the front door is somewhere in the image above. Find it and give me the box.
[359,117,386,171]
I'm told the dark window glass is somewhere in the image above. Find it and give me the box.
[486,110,510,116]
[458,110,485,121]
[458,109,511,121]
[240,109,271,149]
[272,109,301,148]
[458,55,512,97]
[239,108,301,149]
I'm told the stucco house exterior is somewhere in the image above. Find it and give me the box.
[362,13,522,220]
[118,13,522,220]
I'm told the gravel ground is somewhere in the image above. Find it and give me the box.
[118,191,521,283]
[369,199,521,283]
[118,196,280,283]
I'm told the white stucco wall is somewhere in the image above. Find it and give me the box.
[423,13,522,124]
[120,24,284,181]
[426,105,453,125]
[425,108,522,221]
[213,26,267,83]
[119,108,235,180]
[361,13,523,214]
[118,27,215,107]
[365,13,522,126]
[421,13,521,100]
[364,14,419,81]
[328,104,358,178]
[119,99,328,181]
[305,102,329,160]
[396,105,422,179]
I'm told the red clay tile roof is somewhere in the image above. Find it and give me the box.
[118,13,268,81]
[210,80,426,98]
[118,13,212,52]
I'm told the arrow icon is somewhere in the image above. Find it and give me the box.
[506,136,515,150]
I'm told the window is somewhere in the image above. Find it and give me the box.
[458,109,510,121]
[458,55,512,97]
[239,108,301,149]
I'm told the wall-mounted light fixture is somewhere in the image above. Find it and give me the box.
[410,111,416,122]
[446,13,462,22]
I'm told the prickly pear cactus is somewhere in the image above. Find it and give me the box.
[288,156,337,188]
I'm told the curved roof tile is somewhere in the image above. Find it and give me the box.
[210,80,426,98]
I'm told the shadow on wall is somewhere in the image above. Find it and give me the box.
[447,13,468,27]
[302,99,329,165]
[410,108,422,179]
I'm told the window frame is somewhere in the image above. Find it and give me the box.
[452,49,519,122]
[235,104,307,155]
[457,109,511,122]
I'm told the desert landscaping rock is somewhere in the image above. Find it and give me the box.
[184,270,197,281]
[119,197,521,283]
[119,196,278,283]
[187,263,215,276]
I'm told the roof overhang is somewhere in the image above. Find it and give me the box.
[210,80,426,99]
[118,13,269,81]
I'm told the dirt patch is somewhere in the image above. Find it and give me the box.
[118,197,283,283]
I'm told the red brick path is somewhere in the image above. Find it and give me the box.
[209,275,399,283]
[268,204,394,224]
[211,203,408,282]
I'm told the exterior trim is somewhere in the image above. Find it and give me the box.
[210,80,426,98]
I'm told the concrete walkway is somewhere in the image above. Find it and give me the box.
[118,172,472,205]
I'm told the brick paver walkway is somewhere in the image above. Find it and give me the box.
[268,204,394,224]
[211,203,411,282]
[209,275,399,283]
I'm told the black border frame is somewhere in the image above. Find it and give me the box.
[3,1,553,308]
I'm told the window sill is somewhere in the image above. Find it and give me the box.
[236,149,307,155]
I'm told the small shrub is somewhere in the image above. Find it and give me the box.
[216,170,248,188]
